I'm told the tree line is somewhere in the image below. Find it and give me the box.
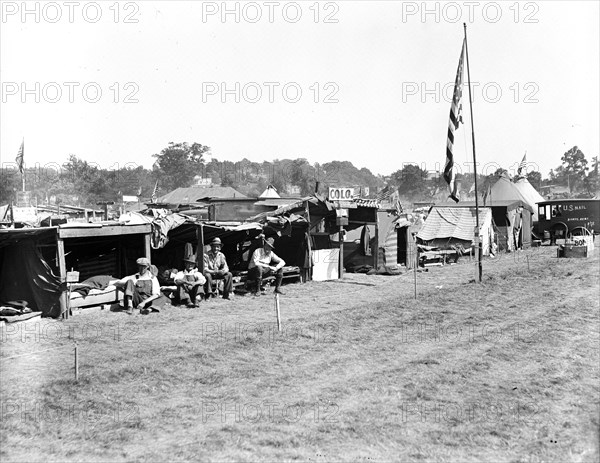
[1,143,597,208]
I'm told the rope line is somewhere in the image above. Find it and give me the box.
[0,343,76,361]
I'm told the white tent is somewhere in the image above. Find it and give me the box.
[514,178,545,222]
[258,185,280,199]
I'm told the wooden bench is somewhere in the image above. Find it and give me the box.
[232,266,302,292]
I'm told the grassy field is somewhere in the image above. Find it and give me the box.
[1,243,599,462]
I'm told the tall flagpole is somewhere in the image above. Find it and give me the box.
[464,23,482,282]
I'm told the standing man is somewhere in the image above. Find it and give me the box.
[115,257,161,315]
[174,256,206,307]
[248,236,285,296]
[203,237,233,300]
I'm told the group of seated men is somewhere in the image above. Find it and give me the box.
[116,235,286,313]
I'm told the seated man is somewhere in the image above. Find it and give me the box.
[248,236,285,296]
[203,237,233,300]
[157,267,178,300]
[114,257,161,315]
[174,256,206,308]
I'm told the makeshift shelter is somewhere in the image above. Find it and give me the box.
[417,205,494,255]
[0,228,62,317]
[381,214,422,269]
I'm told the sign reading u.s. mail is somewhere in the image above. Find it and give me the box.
[328,187,353,201]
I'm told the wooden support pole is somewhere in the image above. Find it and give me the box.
[413,232,418,299]
[144,233,151,263]
[57,237,68,319]
[338,225,344,279]
[304,201,312,282]
[197,223,205,273]
[374,222,379,270]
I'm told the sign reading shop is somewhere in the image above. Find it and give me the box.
[328,187,353,201]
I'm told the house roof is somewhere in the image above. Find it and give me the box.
[158,186,247,204]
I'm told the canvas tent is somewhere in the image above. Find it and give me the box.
[489,175,542,220]
[417,205,494,255]
[513,177,545,222]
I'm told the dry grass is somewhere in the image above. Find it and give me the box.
[1,243,599,462]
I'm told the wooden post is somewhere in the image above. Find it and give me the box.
[413,239,418,300]
[374,222,379,270]
[304,201,312,282]
[74,345,79,381]
[275,294,281,332]
[338,225,344,279]
[144,233,151,262]
[57,237,68,319]
[197,223,205,273]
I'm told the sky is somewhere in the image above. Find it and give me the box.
[1,1,599,181]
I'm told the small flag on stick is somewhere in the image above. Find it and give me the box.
[517,152,527,176]
[15,139,24,174]
[151,180,159,203]
[376,185,393,202]
[443,40,466,203]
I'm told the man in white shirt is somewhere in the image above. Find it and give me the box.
[248,237,285,296]
[174,256,206,307]
[114,257,161,314]
[203,237,233,300]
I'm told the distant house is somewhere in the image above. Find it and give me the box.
[287,185,301,195]
[193,176,213,187]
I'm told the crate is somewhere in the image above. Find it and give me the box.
[558,245,588,258]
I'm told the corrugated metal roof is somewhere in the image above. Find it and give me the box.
[158,186,247,204]
[353,198,379,208]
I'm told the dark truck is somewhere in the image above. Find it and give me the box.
[537,198,600,241]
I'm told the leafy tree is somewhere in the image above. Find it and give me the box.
[0,168,20,204]
[560,146,588,193]
[585,156,599,196]
[153,142,210,191]
[526,170,543,192]
[390,164,429,198]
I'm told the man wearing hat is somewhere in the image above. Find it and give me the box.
[174,256,206,307]
[203,237,233,300]
[115,257,161,314]
[248,236,285,296]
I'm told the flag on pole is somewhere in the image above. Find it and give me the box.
[376,185,393,202]
[443,39,466,203]
[15,139,24,173]
[151,180,159,203]
[517,152,527,176]
[394,199,404,216]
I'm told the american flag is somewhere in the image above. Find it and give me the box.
[517,152,527,176]
[394,199,404,216]
[376,185,394,202]
[443,39,465,203]
[15,139,24,174]
[151,180,159,203]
